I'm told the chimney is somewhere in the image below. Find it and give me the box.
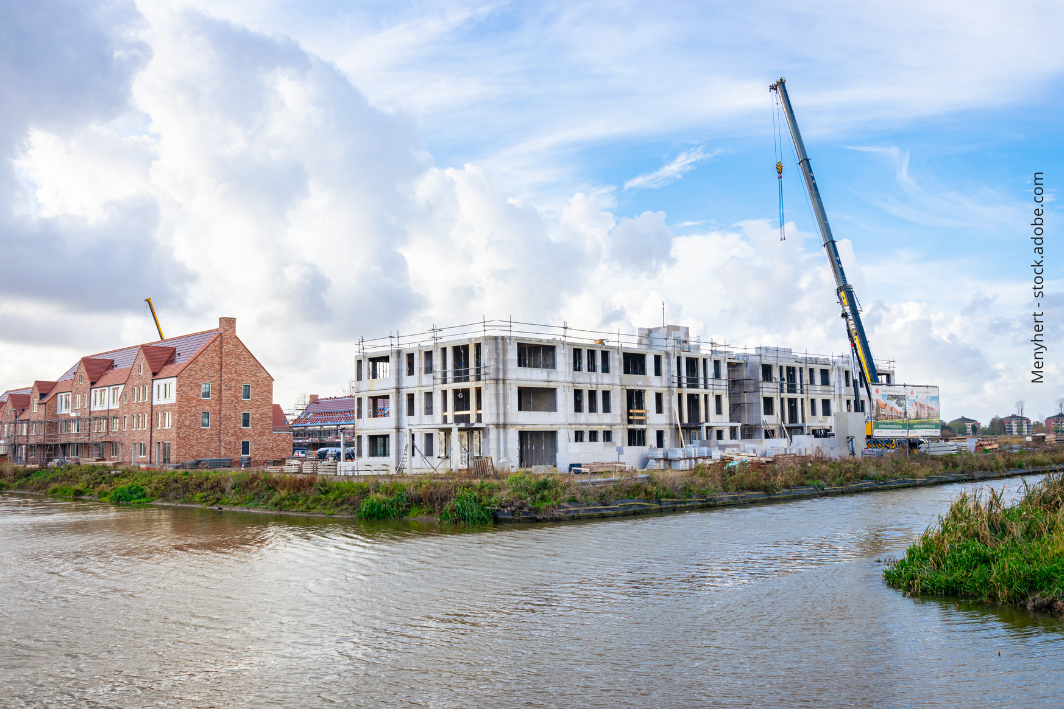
[309,394,319,403]
[219,317,236,334]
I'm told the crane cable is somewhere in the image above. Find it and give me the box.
[772,92,786,241]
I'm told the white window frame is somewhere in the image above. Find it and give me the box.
[201,382,211,399]
[201,412,210,428]
[241,412,251,428]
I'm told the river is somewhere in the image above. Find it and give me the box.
[1,475,1061,708]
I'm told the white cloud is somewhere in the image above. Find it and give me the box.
[624,147,716,191]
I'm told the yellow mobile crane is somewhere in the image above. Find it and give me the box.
[145,298,165,340]
[770,78,878,412]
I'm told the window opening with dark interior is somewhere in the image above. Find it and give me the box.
[653,354,662,377]
[786,366,797,393]
[627,428,647,446]
[654,391,664,414]
[655,430,665,448]
[407,352,415,377]
[685,358,698,388]
[589,430,598,442]
[573,348,583,372]
[474,342,482,381]
[602,390,611,413]
[601,351,610,373]
[453,345,470,383]
[517,387,557,412]
[587,350,596,372]
[453,388,471,423]
[762,364,773,382]
[588,390,597,413]
[574,389,583,413]
[626,389,647,425]
[574,430,585,442]
[518,344,556,369]
[624,352,647,376]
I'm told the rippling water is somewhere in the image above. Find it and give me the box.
[1,476,1061,708]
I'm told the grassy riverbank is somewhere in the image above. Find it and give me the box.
[885,473,1064,617]
[3,448,1064,524]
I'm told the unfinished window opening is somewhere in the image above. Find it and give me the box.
[589,430,599,442]
[685,358,698,388]
[475,342,482,381]
[574,430,585,442]
[822,399,832,417]
[627,428,647,446]
[715,394,723,416]
[686,393,699,423]
[714,359,722,379]
[453,389,471,423]
[574,389,583,413]
[475,388,482,423]
[423,433,434,457]
[370,396,390,418]
[356,360,363,381]
[424,351,433,374]
[821,369,830,386]
[587,350,596,372]
[603,430,612,443]
[764,397,774,416]
[653,354,662,377]
[573,348,583,372]
[602,390,611,414]
[702,359,708,386]
[624,353,647,376]
[655,430,665,448]
[845,370,851,388]
[810,399,817,416]
[441,349,448,384]
[517,344,556,369]
[518,431,557,467]
[407,393,415,417]
[357,397,363,419]
[369,435,389,458]
[788,398,799,424]
[424,391,433,415]
[626,389,646,425]
[407,352,415,377]
[588,390,598,414]
[453,345,470,382]
[786,367,797,393]
[654,392,664,415]
[370,356,390,380]
[517,387,557,412]
[601,351,610,373]
[761,364,773,382]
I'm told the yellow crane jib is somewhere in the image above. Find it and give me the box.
[145,298,165,341]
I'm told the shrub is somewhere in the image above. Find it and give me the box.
[358,489,409,520]
[111,484,150,504]
[441,489,494,525]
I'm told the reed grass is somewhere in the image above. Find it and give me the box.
[884,473,1064,612]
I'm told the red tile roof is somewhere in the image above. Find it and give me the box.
[291,396,356,427]
[80,358,114,384]
[57,328,221,381]
[141,345,176,374]
[33,381,57,396]
[94,367,132,388]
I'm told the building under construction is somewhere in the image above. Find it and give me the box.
[289,320,896,473]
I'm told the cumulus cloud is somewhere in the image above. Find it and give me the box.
[609,210,675,272]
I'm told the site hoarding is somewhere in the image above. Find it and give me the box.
[871,385,940,438]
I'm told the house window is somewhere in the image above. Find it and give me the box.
[241,441,250,456]
[423,433,434,457]
[823,399,831,416]
[242,384,251,400]
[407,393,415,417]
[574,389,584,413]
[588,390,598,413]
[715,395,723,416]
[764,397,774,416]
[407,352,415,377]
[202,383,211,399]
[821,369,830,386]
[845,371,851,388]
[810,399,817,416]
[201,412,210,428]
[587,350,597,372]
[627,429,646,446]
[623,352,647,375]
[357,397,363,419]
[424,351,433,374]
[80,374,84,384]
[654,392,664,415]
[123,415,128,430]
[369,435,389,457]
[653,354,662,377]
[656,430,665,448]
[241,412,250,428]
[762,364,773,382]
[31,399,37,413]
[589,430,599,442]
[424,392,433,415]
[602,390,611,414]
[601,352,610,373]
[356,360,363,381]
[574,430,585,442]
[517,344,556,369]
[604,430,613,443]
[138,364,142,375]
[517,388,558,412]
[573,348,583,372]
[714,360,722,379]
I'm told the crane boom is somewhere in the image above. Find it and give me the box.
[144,298,165,340]
[769,77,879,387]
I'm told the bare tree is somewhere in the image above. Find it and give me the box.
[1015,399,1026,419]
[1056,396,1064,417]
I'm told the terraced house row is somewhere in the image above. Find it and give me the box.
[0,318,291,467]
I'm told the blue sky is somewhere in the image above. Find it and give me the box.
[1,0,1061,423]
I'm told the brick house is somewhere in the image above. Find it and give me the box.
[2,318,291,467]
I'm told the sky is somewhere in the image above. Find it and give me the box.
[1,0,1061,424]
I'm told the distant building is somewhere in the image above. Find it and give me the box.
[1000,415,1032,436]
[1045,414,1064,434]
[949,416,980,436]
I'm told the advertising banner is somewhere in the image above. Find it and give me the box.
[871,385,940,438]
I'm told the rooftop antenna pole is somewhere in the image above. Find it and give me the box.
[144,298,165,340]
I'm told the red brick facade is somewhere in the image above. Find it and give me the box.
[0,318,291,467]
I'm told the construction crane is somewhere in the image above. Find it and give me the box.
[770,78,879,398]
[144,298,165,340]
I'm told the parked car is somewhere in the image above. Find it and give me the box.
[291,448,308,458]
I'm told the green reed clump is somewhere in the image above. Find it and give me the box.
[439,489,494,525]
[358,489,409,520]
[110,484,150,504]
[885,473,1064,606]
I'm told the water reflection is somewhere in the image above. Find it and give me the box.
[0,475,1060,708]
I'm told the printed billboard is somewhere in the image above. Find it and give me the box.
[871,385,940,438]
